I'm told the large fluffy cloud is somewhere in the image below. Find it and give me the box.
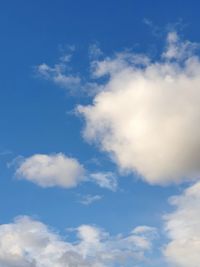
[0,216,157,267]
[164,181,200,267]
[78,32,200,184]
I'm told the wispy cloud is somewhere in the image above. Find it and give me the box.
[89,172,118,191]
[36,59,81,92]
[79,194,103,205]
[35,45,105,96]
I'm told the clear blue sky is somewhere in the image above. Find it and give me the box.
[0,1,200,266]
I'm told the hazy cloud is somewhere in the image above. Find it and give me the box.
[90,172,118,191]
[79,194,103,205]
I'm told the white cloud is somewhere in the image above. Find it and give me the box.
[78,32,200,185]
[164,181,200,267]
[16,153,117,191]
[0,216,157,267]
[90,172,118,191]
[16,153,85,188]
[162,31,198,61]
[36,51,81,91]
[79,194,103,205]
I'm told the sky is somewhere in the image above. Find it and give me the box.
[0,1,200,266]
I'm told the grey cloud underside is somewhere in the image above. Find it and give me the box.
[0,216,157,267]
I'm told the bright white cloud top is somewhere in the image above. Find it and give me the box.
[0,216,157,267]
[78,32,200,185]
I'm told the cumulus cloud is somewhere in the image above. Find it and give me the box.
[78,32,200,185]
[16,153,117,190]
[0,216,157,267]
[164,181,200,267]
[16,153,85,188]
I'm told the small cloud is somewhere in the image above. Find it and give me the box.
[16,153,86,188]
[79,194,103,205]
[15,153,117,191]
[90,172,118,191]
[89,43,103,59]
[36,61,81,92]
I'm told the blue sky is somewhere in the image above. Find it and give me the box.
[1,1,200,267]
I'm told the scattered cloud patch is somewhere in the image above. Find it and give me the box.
[36,46,108,96]
[16,153,117,191]
[36,47,82,92]
[79,194,103,205]
[90,172,118,191]
[0,216,157,267]
[37,61,81,91]
[78,32,200,185]
[89,43,103,59]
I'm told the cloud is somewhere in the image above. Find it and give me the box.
[0,216,157,267]
[89,43,103,59]
[36,50,81,91]
[90,172,118,191]
[78,32,200,185]
[16,153,85,188]
[162,32,198,61]
[79,194,103,205]
[16,153,117,191]
[164,181,200,267]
